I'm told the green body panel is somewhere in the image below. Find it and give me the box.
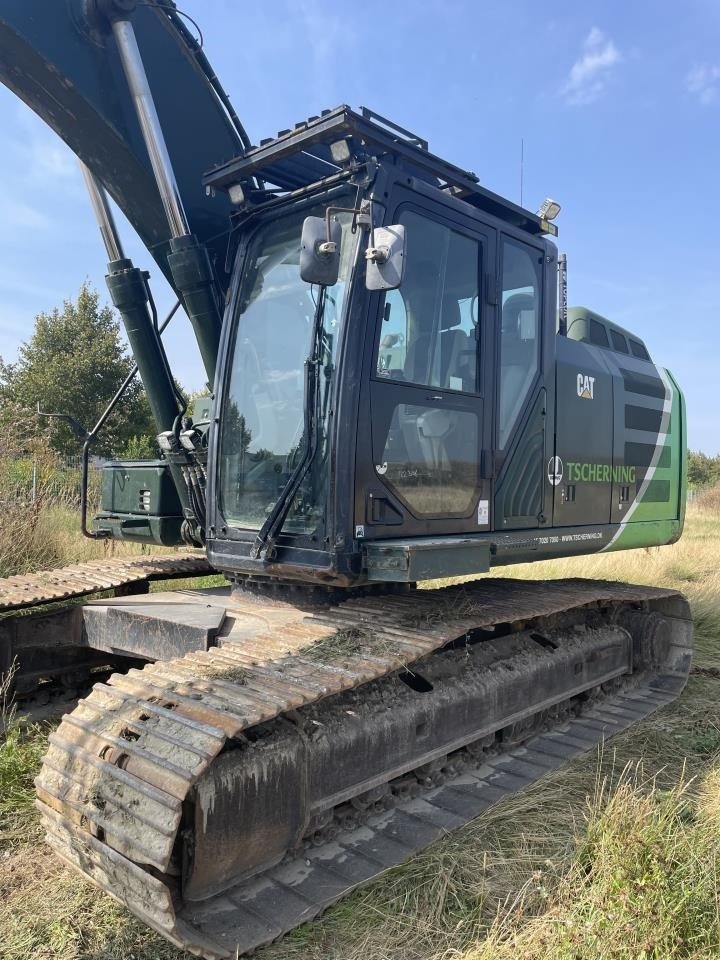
[99,461,184,545]
[600,518,683,552]
[602,369,687,553]
[94,513,185,547]
[101,460,183,516]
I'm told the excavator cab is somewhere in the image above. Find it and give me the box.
[208,105,684,589]
[195,106,562,587]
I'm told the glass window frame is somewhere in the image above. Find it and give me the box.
[214,187,361,540]
[610,330,630,354]
[497,233,545,450]
[629,338,650,361]
[589,318,610,348]
[370,203,486,400]
[373,400,482,520]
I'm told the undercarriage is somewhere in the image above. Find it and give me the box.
[4,573,689,958]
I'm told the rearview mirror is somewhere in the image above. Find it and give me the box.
[300,216,341,286]
[366,225,406,291]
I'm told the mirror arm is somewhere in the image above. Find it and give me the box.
[323,204,370,249]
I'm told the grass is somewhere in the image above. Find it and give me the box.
[0,502,150,578]
[1,491,720,959]
[300,625,395,664]
[468,766,720,960]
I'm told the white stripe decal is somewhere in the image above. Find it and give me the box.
[602,367,673,551]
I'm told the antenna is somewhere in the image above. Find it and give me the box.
[520,138,524,207]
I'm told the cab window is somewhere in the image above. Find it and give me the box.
[498,238,541,447]
[375,210,480,393]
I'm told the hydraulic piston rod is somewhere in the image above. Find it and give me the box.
[109,11,223,382]
[79,161,125,262]
[111,18,190,240]
[77,160,202,541]
[79,161,181,435]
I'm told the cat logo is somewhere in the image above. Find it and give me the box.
[577,373,595,400]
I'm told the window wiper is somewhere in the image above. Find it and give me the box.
[251,285,327,561]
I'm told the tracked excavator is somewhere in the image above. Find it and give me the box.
[0,2,692,956]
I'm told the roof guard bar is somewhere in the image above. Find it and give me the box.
[360,106,428,151]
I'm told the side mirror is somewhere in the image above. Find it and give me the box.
[300,216,341,286]
[366,225,406,291]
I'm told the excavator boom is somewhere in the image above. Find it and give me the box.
[0,0,245,292]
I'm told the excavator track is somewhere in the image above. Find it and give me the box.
[34,578,692,958]
[0,553,212,613]
[0,553,212,714]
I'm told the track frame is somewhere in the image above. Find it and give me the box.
[32,578,691,958]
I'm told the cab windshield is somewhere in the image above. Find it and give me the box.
[218,199,357,533]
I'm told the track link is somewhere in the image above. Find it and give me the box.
[0,553,212,714]
[34,579,692,958]
[0,553,212,614]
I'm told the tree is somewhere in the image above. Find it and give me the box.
[687,450,720,489]
[0,283,157,458]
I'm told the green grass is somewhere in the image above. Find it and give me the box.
[0,722,47,850]
[1,493,720,959]
[467,766,720,960]
[150,572,229,594]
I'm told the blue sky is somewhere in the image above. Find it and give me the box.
[0,0,718,451]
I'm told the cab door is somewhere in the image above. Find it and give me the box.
[492,235,548,530]
[358,200,495,538]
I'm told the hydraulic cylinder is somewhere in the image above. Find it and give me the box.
[105,259,181,433]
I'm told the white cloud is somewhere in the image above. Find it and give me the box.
[686,64,720,104]
[562,28,622,106]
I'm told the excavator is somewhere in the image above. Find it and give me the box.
[0,2,692,956]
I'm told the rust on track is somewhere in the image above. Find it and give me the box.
[0,553,213,613]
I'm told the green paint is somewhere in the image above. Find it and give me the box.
[566,462,636,484]
[603,518,682,553]
[603,369,686,553]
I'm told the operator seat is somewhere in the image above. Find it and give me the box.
[439,296,473,391]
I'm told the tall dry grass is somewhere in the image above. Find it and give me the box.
[0,413,149,577]
[0,501,151,579]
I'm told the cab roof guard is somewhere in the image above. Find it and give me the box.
[205,105,554,237]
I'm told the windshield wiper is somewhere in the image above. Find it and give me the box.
[251,285,327,561]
